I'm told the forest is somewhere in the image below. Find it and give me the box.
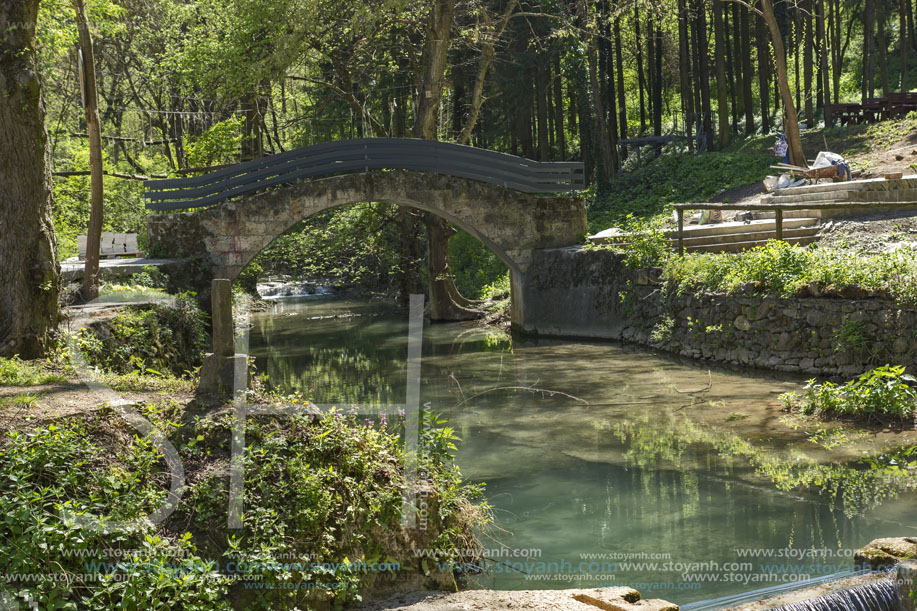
[2,0,914,351]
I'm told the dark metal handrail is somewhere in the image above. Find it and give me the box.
[144,138,585,211]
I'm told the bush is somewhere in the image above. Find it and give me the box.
[662,241,917,304]
[77,293,207,377]
[0,416,231,609]
[780,365,917,421]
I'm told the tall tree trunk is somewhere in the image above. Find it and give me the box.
[678,0,695,144]
[902,0,910,90]
[714,0,731,147]
[535,60,550,161]
[864,0,876,99]
[804,0,815,126]
[414,0,478,321]
[757,13,772,132]
[653,20,663,137]
[635,4,648,133]
[0,0,60,357]
[761,0,807,166]
[614,16,628,141]
[696,0,714,149]
[818,0,833,125]
[73,0,104,303]
[725,5,740,134]
[732,5,745,121]
[553,53,566,157]
[877,0,889,95]
[741,5,756,132]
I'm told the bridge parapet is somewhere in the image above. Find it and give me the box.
[145,138,584,211]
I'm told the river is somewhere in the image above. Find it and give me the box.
[246,296,917,607]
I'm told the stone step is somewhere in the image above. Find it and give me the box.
[670,217,818,239]
[768,190,852,204]
[685,235,818,253]
[676,225,820,247]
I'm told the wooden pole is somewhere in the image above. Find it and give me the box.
[677,208,685,255]
[775,208,784,241]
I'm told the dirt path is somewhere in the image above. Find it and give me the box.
[355,587,677,611]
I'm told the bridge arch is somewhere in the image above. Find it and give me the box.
[147,163,585,325]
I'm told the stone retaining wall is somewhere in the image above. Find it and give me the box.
[517,247,917,377]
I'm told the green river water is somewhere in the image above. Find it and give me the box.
[246,296,917,606]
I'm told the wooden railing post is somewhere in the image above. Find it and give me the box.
[775,208,783,241]
[677,207,685,256]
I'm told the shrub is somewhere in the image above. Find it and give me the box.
[780,365,917,421]
[0,417,231,609]
[662,241,917,304]
[76,293,207,377]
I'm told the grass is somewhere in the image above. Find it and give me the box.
[661,240,917,305]
[0,392,42,409]
[0,356,68,386]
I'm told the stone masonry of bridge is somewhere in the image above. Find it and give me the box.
[146,170,587,317]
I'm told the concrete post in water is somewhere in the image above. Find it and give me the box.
[198,278,248,397]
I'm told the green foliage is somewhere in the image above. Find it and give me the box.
[780,365,917,421]
[448,230,508,299]
[128,265,169,289]
[184,117,244,167]
[249,203,424,298]
[606,214,671,269]
[0,417,231,609]
[76,294,207,377]
[650,315,675,344]
[0,356,68,386]
[663,241,917,304]
[832,318,868,354]
[587,150,772,232]
[182,410,487,608]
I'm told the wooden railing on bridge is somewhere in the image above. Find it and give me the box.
[144,138,585,212]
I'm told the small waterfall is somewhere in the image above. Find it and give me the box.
[256,281,334,299]
[771,578,905,611]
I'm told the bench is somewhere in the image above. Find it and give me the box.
[77,233,143,260]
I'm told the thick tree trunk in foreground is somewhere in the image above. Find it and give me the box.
[74,0,104,302]
[0,0,60,357]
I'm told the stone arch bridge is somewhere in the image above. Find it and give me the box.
[145,138,587,328]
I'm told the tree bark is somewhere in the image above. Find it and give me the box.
[73,0,104,302]
[0,0,60,357]
[818,0,833,125]
[635,4,648,133]
[552,53,566,157]
[714,0,732,147]
[614,16,628,142]
[741,5,756,132]
[902,0,910,90]
[678,0,695,144]
[877,0,889,95]
[803,0,815,126]
[695,0,715,150]
[761,0,807,166]
[414,0,480,321]
[864,0,875,99]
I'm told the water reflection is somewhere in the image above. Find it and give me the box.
[247,297,917,604]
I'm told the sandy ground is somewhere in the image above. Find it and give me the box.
[354,587,676,611]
